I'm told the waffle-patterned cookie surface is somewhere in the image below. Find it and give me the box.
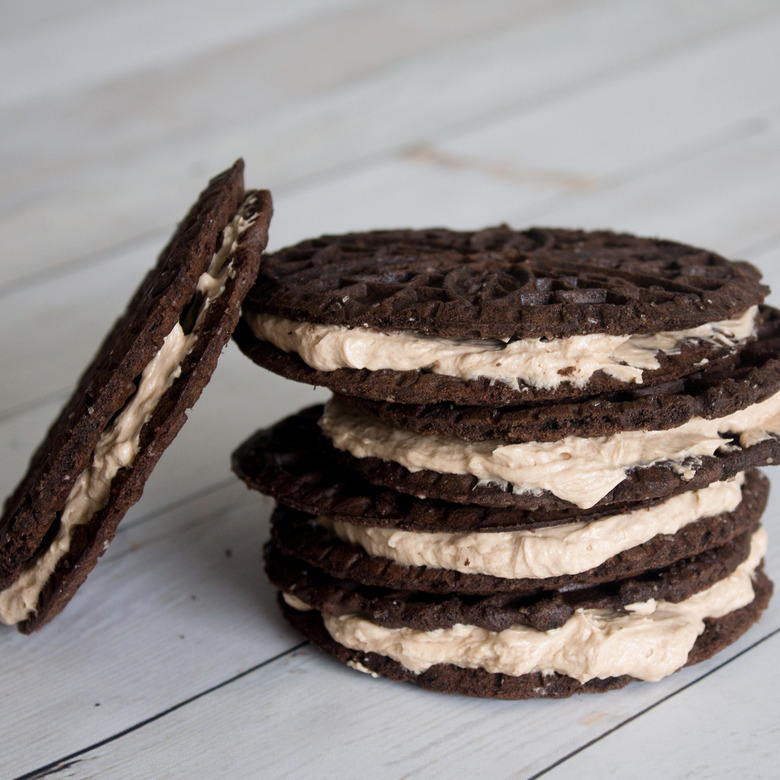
[245,226,766,339]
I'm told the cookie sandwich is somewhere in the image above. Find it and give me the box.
[234,226,778,698]
[235,227,763,405]
[0,161,272,632]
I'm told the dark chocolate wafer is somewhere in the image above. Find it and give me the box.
[0,161,272,632]
[244,403,780,513]
[233,320,753,407]
[337,438,780,511]
[246,227,765,339]
[267,469,766,596]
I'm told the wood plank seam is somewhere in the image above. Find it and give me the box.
[14,624,780,779]
[525,625,780,780]
[397,7,780,165]
[4,4,778,296]
[10,641,309,780]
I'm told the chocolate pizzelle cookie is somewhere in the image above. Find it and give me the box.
[265,471,766,596]
[279,556,772,699]
[235,227,766,405]
[233,225,777,698]
[0,161,272,632]
[266,526,761,632]
[342,306,780,443]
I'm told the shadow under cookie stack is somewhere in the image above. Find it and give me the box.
[232,227,779,699]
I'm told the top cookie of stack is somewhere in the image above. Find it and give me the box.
[236,226,764,405]
[233,226,779,698]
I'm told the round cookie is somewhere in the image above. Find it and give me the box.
[340,306,780,443]
[247,227,764,338]
[236,227,767,405]
[231,409,701,530]
[233,319,758,407]
[279,567,771,699]
[331,435,780,511]
[267,527,758,631]
[257,402,780,512]
[266,469,766,596]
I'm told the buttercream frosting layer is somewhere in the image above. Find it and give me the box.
[321,475,745,580]
[319,393,780,509]
[246,306,757,391]
[286,529,766,684]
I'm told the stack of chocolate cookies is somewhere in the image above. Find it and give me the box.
[233,226,779,698]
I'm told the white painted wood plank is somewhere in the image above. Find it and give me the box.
[0,0,104,39]
[0,0,579,284]
[2,0,775,286]
[269,138,780,272]
[268,156,567,250]
[0,237,162,418]
[25,503,780,779]
[540,633,780,780]
[433,17,780,180]
[0,400,61,514]
[511,116,780,260]
[0,482,296,779]
[751,242,780,302]
[0,0,365,108]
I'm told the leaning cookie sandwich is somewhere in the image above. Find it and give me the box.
[0,161,272,632]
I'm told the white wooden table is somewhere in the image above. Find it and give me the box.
[2,2,780,777]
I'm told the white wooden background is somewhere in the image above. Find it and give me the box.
[2,1,780,777]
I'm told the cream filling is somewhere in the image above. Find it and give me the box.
[246,306,757,390]
[321,475,745,580]
[0,195,258,626]
[288,529,766,684]
[320,392,780,509]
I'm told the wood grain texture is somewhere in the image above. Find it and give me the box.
[0,483,289,778]
[1,0,774,287]
[517,116,780,258]
[0,0,365,107]
[433,17,780,182]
